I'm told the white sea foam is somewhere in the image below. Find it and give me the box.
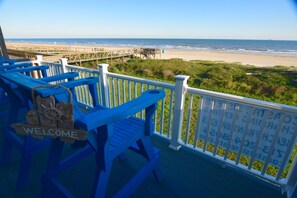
[6,38,297,57]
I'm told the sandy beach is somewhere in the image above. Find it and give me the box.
[6,42,297,67]
[162,49,297,67]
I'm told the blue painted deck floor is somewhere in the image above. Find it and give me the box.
[0,106,285,198]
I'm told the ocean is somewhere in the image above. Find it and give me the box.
[5,38,297,57]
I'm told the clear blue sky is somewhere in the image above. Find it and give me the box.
[0,0,297,40]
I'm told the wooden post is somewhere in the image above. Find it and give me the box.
[98,64,110,107]
[169,75,190,151]
[0,26,9,60]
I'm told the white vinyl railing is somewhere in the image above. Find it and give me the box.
[183,87,297,187]
[106,71,175,138]
[65,64,101,107]
[38,57,297,197]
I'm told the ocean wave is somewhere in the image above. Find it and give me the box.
[6,38,297,57]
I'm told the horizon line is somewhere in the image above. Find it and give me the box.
[5,37,297,41]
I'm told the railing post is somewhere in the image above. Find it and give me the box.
[98,64,110,107]
[35,55,43,66]
[285,156,297,197]
[32,55,43,78]
[169,75,190,151]
[60,58,68,73]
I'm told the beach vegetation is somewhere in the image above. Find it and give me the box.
[83,57,297,105]
[98,58,297,106]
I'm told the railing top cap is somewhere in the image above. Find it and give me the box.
[175,75,190,80]
[98,63,109,68]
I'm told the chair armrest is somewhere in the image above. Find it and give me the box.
[76,90,165,131]
[0,63,33,71]
[40,72,79,83]
[0,59,16,65]
[59,77,100,107]
[4,66,49,74]
[59,77,99,88]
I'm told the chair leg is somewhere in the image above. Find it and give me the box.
[0,133,13,165]
[0,104,20,165]
[41,182,54,198]
[137,137,162,181]
[16,153,32,190]
[91,163,112,198]
[45,139,65,174]
[117,152,126,161]
[42,139,65,196]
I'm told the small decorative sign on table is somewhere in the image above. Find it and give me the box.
[11,85,87,143]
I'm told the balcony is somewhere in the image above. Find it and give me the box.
[1,56,296,197]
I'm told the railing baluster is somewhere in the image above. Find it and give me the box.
[134,82,137,99]
[248,111,269,170]
[140,83,144,119]
[88,82,92,106]
[55,65,59,75]
[128,80,131,101]
[213,101,226,156]
[159,88,166,135]
[76,72,83,102]
[122,80,126,103]
[112,78,116,107]
[194,96,204,148]
[203,98,215,152]
[98,75,103,106]
[223,104,240,160]
[154,86,158,132]
[261,113,285,175]
[96,74,102,106]
[84,72,90,106]
[235,107,254,164]
[81,72,88,105]
[117,78,120,105]
[276,125,297,180]
[185,94,193,145]
[47,65,53,77]
[58,65,63,76]
[167,90,174,138]
[140,83,144,93]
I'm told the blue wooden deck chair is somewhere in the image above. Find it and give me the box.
[0,63,43,122]
[0,63,33,101]
[0,67,81,189]
[0,62,79,103]
[1,71,165,197]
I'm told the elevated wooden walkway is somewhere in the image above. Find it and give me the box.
[6,46,162,64]
[62,50,136,64]
[0,101,284,198]
[6,48,136,63]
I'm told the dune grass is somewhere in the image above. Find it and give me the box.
[100,58,297,106]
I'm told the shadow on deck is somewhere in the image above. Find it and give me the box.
[0,104,285,198]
